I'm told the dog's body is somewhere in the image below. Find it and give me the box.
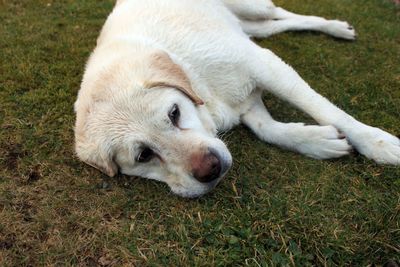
[75,0,400,197]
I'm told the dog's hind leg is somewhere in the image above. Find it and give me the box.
[222,0,276,20]
[240,13,356,40]
[244,45,400,165]
[241,91,352,159]
[225,0,356,40]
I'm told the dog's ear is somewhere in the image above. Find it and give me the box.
[144,52,204,105]
[74,101,118,177]
[83,150,118,177]
[75,136,118,177]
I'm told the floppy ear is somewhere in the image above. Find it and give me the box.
[144,52,204,105]
[83,152,118,178]
[74,101,118,177]
[75,137,118,177]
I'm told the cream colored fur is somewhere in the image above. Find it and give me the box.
[75,0,399,198]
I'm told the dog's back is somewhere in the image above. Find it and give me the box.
[95,0,255,108]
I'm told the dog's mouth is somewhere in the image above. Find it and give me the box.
[170,178,223,198]
[171,149,232,198]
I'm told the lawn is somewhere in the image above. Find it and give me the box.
[0,0,399,266]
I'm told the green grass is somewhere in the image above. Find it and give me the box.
[0,0,399,266]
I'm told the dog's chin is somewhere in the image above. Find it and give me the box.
[171,155,232,198]
[170,177,223,198]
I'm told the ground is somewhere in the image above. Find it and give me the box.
[0,0,399,266]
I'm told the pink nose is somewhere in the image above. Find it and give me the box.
[191,151,222,183]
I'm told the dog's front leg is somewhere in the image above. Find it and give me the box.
[240,91,352,159]
[240,17,356,40]
[246,46,400,165]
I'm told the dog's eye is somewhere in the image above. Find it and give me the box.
[137,147,154,163]
[168,104,180,126]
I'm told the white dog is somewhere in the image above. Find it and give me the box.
[75,0,400,198]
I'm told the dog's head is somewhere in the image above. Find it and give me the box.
[74,46,232,198]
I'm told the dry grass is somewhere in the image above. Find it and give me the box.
[1,0,399,266]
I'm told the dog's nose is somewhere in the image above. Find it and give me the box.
[192,151,222,183]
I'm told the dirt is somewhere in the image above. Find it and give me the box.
[0,233,16,250]
[26,167,41,183]
[3,143,25,170]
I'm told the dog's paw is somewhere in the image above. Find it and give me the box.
[323,20,356,40]
[348,126,400,165]
[287,124,353,159]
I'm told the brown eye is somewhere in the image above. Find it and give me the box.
[137,147,154,163]
[168,104,180,126]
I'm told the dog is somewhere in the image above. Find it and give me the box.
[74,0,400,198]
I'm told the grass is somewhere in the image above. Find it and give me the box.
[0,0,399,265]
